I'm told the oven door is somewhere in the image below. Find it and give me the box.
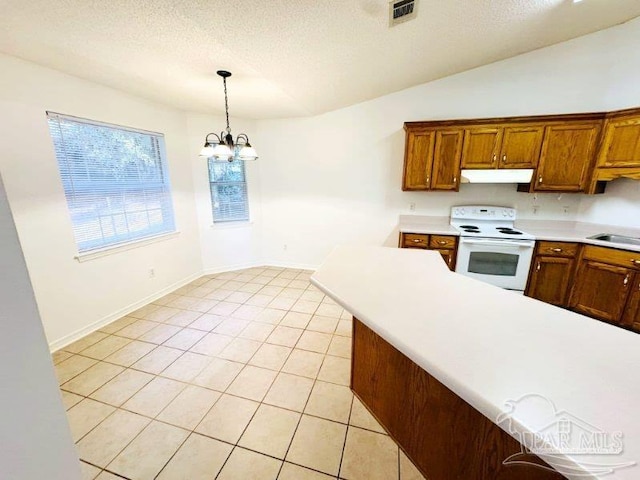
[456,237,535,291]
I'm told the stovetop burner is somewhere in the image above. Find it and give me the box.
[449,206,535,241]
[496,227,523,235]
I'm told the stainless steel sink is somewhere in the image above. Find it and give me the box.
[588,233,640,246]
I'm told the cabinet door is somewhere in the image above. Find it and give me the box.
[431,130,463,191]
[621,277,640,332]
[499,125,544,168]
[403,130,435,190]
[461,127,502,169]
[535,123,601,192]
[525,256,574,307]
[569,260,633,324]
[435,249,456,271]
[597,116,640,168]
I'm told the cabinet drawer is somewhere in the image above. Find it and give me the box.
[402,233,429,249]
[536,241,579,258]
[429,235,457,249]
[582,245,640,270]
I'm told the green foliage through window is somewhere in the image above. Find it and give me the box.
[47,112,176,252]
[208,158,249,222]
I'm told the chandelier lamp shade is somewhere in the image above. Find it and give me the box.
[199,70,258,162]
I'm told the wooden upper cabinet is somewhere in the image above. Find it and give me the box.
[431,129,463,191]
[461,127,501,169]
[597,115,640,168]
[499,125,544,168]
[534,122,601,192]
[569,260,633,324]
[403,129,435,190]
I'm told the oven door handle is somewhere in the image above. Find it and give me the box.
[460,238,535,248]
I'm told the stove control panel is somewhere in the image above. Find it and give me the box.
[451,206,516,220]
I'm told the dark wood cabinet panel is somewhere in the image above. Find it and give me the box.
[402,130,435,190]
[431,129,463,191]
[461,127,502,169]
[621,278,640,333]
[499,125,544,168]
[569,260,633,324]
[525,256,575,307]
[597,116,640,168]
[536,241,580,258]
[352,318,564,480]
[535,122,601,192]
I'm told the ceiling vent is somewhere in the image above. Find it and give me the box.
[389,0,418,27]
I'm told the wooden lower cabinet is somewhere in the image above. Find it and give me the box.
[621,278,640,331]
[525,241,578,307]
[525,256,575,306]
[399,233,457,271]
[568,260,633,325]
[351,318,564,480]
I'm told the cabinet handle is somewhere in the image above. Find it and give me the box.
[538,176,543,183]
[453,176,457,184]
[502,155,507,163]
[413,239,421,243]
[493,154,497,162]
[630,259,640,265]
[437,240,447,245]
[624,274,630,286]
[550,248,563,253]
[536,262,541,272]
[426,176,430,185]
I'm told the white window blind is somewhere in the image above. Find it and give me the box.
[47,112,176,253]
[208,158,249,223]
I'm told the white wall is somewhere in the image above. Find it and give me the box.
[0,174,81,480]
[579,179,640,227]
[255,18,640,267]
[0,54,203,349]
[186,113,263,272]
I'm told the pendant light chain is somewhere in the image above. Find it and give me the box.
[198,70,258,161]
[223,76,231,133]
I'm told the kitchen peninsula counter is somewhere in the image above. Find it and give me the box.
[311,246,639,480]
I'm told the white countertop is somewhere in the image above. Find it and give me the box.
[311,246,639,480]
[399,215,640,253]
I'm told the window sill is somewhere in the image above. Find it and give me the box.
[210,221,254,229]
[74,231,180,263]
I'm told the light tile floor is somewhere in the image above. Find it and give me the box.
[54,266,427,480]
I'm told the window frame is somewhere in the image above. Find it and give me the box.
[47,111,178,255]
[207,157,250,224]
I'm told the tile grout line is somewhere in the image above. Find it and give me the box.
[59,267,370,479]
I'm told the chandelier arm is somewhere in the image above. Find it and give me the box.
[204,132,222,144]
[236,133,249,145]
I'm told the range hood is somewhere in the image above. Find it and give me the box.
[460,169,534,184]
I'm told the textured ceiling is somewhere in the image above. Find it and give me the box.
[2,0,640,119]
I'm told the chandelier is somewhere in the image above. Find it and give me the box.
[199,70,258,162]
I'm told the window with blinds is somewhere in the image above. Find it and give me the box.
[47,112,176,253]
[208,158,249,223]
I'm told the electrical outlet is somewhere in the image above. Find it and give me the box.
[409,202,416,211]
[562,205,571,215]
[149,268,155,278]
[532,206,539,215]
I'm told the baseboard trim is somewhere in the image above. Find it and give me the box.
[49,271,202,352]
[50,260,320,352]
[262,260,320,271]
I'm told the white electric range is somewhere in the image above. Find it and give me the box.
[451,206,535,293]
